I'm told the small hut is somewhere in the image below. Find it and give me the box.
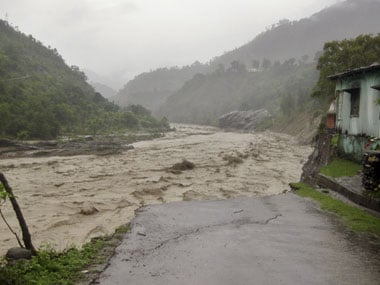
[328,62,380,162]
[329,63,380,191]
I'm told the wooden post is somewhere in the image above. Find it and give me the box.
[0,172,37,255]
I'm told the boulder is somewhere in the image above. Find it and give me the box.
[218,109,272,131]
[6,247,32,260]
[80,206,99,215]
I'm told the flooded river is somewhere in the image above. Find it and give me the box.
[0,124,312,254]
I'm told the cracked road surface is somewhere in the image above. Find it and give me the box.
[96,194,380,285]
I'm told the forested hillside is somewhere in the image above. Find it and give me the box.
[112,61,210,112]
[158,33,380,128]
[0,20,168,139]
[157,60,319,125]
[91,82,116,99]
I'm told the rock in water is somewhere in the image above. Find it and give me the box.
[171,159,195,171]
[218,109,271,131]
[80,206,99,215]
[6,247,32,260]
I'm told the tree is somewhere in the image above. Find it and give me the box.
[70,65,87,81]
[300,54,309,63]
[125,104,152,117]
[228,60,247,73]
[0,173,37,255]
[251,59,260,70]
[313,34,380,100]
[216,63,225,75]
[280,94,295,116]
[261,58,272,70]
[283,58,296,67]
[277,19,291,26]
[120,112,139,128]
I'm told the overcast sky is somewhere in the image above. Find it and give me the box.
[1,0,339,87]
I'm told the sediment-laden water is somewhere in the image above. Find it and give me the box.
[0,124,312,254]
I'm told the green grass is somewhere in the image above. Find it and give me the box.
[0,225,129,285]
[331,134,339,147]
[320,157,361,177]
[291,183,380,235]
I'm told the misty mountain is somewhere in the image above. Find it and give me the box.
[156,0,380,125]
[157,60,319,125]
[83,68,125,91]
[0,20,167,139]
[211,0,380,68]
[111,61,210,112]
[90,82,116,99]
[114,0,380,123]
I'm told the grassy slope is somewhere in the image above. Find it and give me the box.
[291,183,380,235]
[320,158,362,177]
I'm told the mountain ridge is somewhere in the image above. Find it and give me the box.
[113,0,380,122]
[211,0,380,68]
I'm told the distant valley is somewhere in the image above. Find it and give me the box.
[110,0,380,133]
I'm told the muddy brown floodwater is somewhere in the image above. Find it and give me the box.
[0,124,312,255]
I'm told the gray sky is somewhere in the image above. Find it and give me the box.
[1,0,339,87]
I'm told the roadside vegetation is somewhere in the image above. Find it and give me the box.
[312,34,380,101]
[0,225,129,285]
[320,158,362,178]
[291,183,380,236]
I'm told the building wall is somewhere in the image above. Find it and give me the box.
[337,134,367,162]
[335,71,380,162]
[336,72,380,137]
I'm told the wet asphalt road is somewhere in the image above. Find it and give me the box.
[96,194,380,285]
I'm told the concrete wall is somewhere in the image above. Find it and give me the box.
[337,134,367,162]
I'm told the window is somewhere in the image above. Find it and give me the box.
[349,88,360,117]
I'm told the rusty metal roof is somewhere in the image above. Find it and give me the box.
[328,62,380,80]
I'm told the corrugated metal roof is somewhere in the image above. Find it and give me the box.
[328,62,380,80]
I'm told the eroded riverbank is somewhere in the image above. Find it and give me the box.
[0,125,312,255]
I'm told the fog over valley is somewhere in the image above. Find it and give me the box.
[1,0,339,88]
